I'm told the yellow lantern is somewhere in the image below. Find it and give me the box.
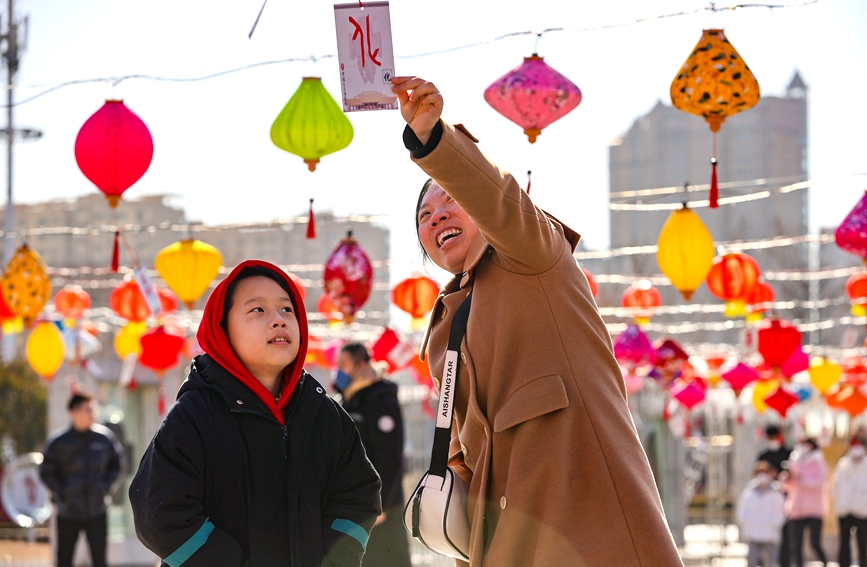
[270,77,354,172]
[808,357,841,394]
[656,204,715,300]
[26,321,65,379]
[114,321,147,359]
[752,378,778,414]
[155,239,223,310]
[670,29,760,209]
[1,245,51,328]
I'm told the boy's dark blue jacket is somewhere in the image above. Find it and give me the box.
[130,355,382,567]
[129,260,381,567]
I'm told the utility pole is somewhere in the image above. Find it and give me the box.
[1,0,19,265]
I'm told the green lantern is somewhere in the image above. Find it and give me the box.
[270,77,354,172]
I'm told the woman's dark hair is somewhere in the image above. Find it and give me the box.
[340,342,371,365]
[415,178,435,264]
[802,438,819,452]
[221,266,295,331]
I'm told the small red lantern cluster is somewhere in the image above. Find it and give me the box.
[706,252,761,317]
[621,280,662,324]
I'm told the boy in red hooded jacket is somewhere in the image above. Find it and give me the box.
[130,260,382,567]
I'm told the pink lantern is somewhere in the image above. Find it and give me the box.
[781,347,810,379]
[323,229,373,324]
[623,371,645,394]
[74,100,154,208]
[484,54,582,144]
[722,362,759,394]
[613,324,655,369]
[671,381,706,410]
[835,191,867,266]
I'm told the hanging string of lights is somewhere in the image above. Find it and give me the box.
[0,0,825,109]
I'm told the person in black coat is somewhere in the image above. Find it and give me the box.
[130,261,381,567]
[335,343,411,567]
[40,392,123,567]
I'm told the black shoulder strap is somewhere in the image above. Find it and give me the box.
[428,292,472,479]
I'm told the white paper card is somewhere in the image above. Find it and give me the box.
[334,2,398,112]
[132,263,162,318]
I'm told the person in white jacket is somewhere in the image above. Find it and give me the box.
[737,461,788,567]
[831,437,867,567]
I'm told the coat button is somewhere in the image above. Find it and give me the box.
[460,352,467,364]
[500,496,507,510]
[236,400,244,405]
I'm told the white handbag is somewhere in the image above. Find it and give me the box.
[403,293,472,560]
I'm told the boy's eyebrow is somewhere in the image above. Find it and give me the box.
[242,295,293,306]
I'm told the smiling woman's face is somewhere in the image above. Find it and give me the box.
[416,183,481,274]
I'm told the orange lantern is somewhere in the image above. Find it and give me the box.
[745,278,774,322]
[54,286,92,320]
[621,280,662,325]
[392,275,440,323]
[110,280,150,322]
[706,252,760,317]
[846,272,867,316]
[317,293,343,324]
[837,386,867,417]
[582,268,599,300]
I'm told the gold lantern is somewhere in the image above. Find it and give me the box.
[26,321,65,379]
[155,239,223,310]
[656,204,714,300]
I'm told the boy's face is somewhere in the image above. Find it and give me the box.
[226,276,301,382]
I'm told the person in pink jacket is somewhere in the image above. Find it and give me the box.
[783,438,828,567]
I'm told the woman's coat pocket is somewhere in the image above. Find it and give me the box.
[493,374,569,433]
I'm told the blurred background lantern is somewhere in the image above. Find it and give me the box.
[672,380,706,411]
[835,191,867,266]
[670,29,760,208]
[139,326,185,377]
[26,321,65,380]
[613,324,655,371]
[317,293,343,325]
[621,280,662,325]
[704,352,728,386]
[837,387,867,417]
[110,280,151,322]
[2,245,51,328]
[270,77,354,171]
[780,347,809,379]
[752,378,779,413]
[581,267,598,300]
[745,278,775,322]
[323,229,373,324]
[484,54,582,143]
[656,204,714,300]
[841,356,867,387]
[114,321,147,360]
[74,100,154,208]
[706,252,760,318]
[808,357,842,394]
[54,286,91,320]
[846,271,867,316]
[392,275,440,327]
[155,239,223,310]
[722,362,758,395]
[757,318,802,371]
[649,338,689,386]
[157,287,178,315]
[764,385,799,417]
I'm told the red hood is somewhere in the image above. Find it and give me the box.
[197,259,308,425]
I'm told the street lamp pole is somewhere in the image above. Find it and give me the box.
[2,0,19,265]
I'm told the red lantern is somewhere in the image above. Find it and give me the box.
[323,230,373,324]
[582,268,598,300]
[722,362,759,395]
[54,286,92,320]
[484,54,582,144]
[139,326,185,377]
[671,380,706,410]
[110,280,150,322]
[764,386,799,417]
[621,280,662,323]
[392,275,440,320]
[846,272,867,315]
[317,293,343,323]
[74,100,154,208]
[0,292,14,322]
[746,278,774,318]
[157,287,178,314]
[706,253,760,317]
[757,318,802,370]
[842,356,867,387]
[837,386,867,417]
[835,191,867,266]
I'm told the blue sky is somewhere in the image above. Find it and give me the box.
[6,0,867,284]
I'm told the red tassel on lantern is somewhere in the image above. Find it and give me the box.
[709,158,719,209]
[306,199,316,239]
[526,170,532,195]
[111,231,120,272]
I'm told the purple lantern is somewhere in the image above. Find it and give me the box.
[835,191,867,266]
[613,324,655,370]
[484,55,582,144]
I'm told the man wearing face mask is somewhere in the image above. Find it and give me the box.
[831,436,867,567]
[335,343,412,567]
[737,461,787,567]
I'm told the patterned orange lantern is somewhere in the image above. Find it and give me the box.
[110,280,150,322]
[670,29,760,208]
[706,252,760,317]
[54,286,92,320]
[1,245,51,328]
[392,275,440,323]
[621,280,662,325]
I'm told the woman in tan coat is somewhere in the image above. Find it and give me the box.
[391,76,683,567]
